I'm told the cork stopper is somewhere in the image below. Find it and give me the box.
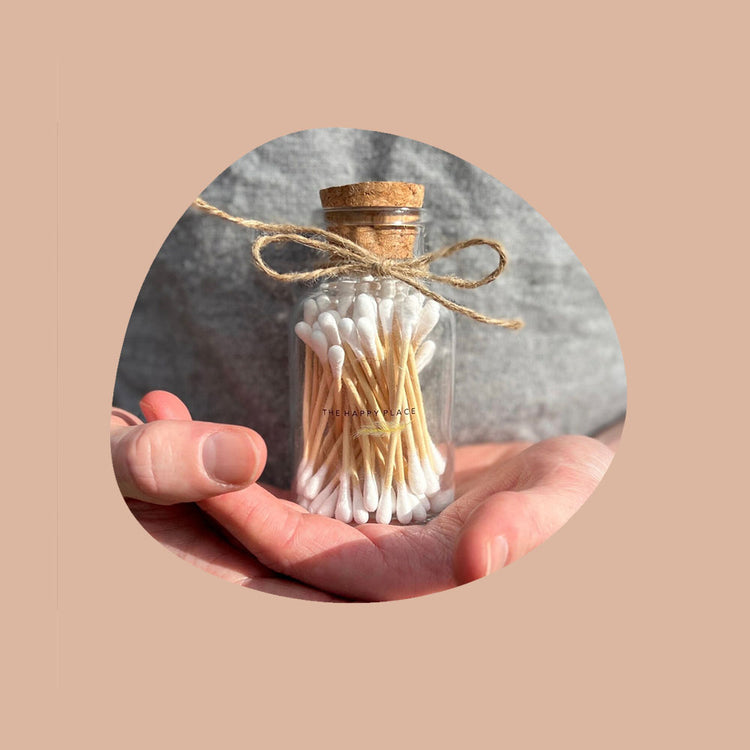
[320,181,425,259]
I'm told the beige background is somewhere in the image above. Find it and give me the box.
[7,1,748,748]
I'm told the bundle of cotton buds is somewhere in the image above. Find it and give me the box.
[293,279,454,525]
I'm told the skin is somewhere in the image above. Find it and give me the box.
[111,390,617,602]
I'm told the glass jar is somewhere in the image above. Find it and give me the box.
[289,185,455,525]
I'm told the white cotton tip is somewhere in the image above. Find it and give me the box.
[407,449,427,496]
[430,442,447,475]
[339,317,364,359]
[315,294,332,313]
[328,345,345,382]
[303,298,319,327]
[375,485,394,525]
[363,473,379,512]
[339,316,354,339]
[417,493,430,509]
[294,321,314,348]
[378,298,394,337]
[354,292,378,322]
[305,464,328,501]
[296,459,313,490]
[310,329,330,366]
[396,294,421,340]
[411,503,427,523]
[317,311,341,347]
[317,489,339,518]
[308,479,335,514]
[335,477,353,524]
[352,482,369,524]
[296,496,311,510]
[423,457,441,496]
[379,278,396,298]
[356,316,379,360]
[429,488,455,514]
[337,294,354,316]
[413,300,441,348]
[294,459,309,486]
[415,340,436,373]
[396,482,418,525]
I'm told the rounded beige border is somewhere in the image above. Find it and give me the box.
[10,2,747,747]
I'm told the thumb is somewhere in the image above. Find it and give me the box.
[111,419,267,504]
[452,491,530,584]
[453,436,613,585]
[453,485,593,585]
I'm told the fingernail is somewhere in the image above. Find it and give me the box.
[484,535,509,577]
[202,430,258,486]
[139,399,158,423]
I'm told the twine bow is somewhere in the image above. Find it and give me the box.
[193,197,523,329]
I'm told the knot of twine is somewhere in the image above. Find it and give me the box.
[193,197,523,329]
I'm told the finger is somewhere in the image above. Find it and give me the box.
[125,391,337,597]
[453,436,613,584]
[111,408,142,427]
[140,390,192,422]
[111,419,267,504]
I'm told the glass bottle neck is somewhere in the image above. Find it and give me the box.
[318,206,426,259]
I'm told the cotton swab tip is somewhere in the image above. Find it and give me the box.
[396,483,416,525]
[296,459,313,488]
[294,321,313,347]
[310,329,330,365]
[429,488,455,514]
[415,340,436,372]
[317,490,339,518]
[396,294,421,339]
[335,479,353,523]
[318,311,342,347]
[379,278,396,298]
[422,457,441,496]
[303,298,319,326]
[339,317,364,359]
[305,465,327,500]
[377,298,394,337]
[363,473,379,512]
[430,441,447,474]
[413,299,441,347]
[328,345,345,381]
[354,292,378,322]
[375,486,394,525]
[356,316,379,360]
[352,482,369,524]
[308,480,336,514]
[411,503,427,523]
[407,450,427,496]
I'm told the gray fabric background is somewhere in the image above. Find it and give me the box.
[114,128,626,487]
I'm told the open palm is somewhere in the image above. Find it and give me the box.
[114,391,614,602]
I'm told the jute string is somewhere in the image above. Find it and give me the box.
[193,197,524,329]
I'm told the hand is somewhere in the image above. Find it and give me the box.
[112,390,614,602]
[111,393,341,601]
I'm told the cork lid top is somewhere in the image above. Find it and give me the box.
[319,181,424,209]
[319,182,425,259]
